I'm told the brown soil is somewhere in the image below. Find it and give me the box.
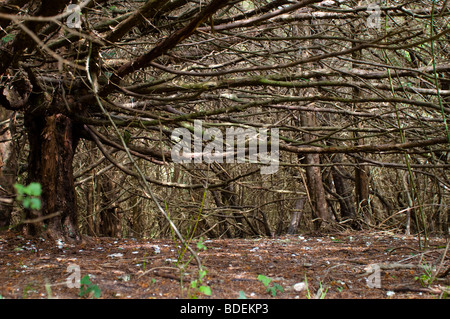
[0,230,448,299]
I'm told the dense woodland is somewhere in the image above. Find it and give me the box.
[0,0,449,245]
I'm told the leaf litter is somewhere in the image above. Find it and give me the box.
[0,230,448,299]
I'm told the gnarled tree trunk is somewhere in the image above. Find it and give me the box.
[25,112,80,240]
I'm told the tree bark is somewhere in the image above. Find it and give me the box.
[25,112,80,240]
[0,108,17,229]
[300,112,330,229]
[287,198,306,234]
[84,179,98,236]
[331,155,356,220]
[350,22,371,221]
[98,176,122,238]
[354,145,370,217]
[211,164,244,238]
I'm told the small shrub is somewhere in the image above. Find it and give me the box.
[258,274,283,297]
[79,275,101,299]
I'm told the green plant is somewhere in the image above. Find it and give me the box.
[304,274,312,299]
[257,274,283,297]
[165,192,212,298]
[316,282,329,299]
[414,271,433,287]
[22,283,38,299]
[331,237,343,243]
[196,237,207,251]
[14,183,42,210]
[238,290,247,299]
[414,263,434,287]
[415,273,432,287]
[1,34,14,43]
[44,282,52,299]
[175,188,207,265]
[79,275,101,299]
[189,268,212,298]
[304,274,328,299]
[440,286,449,299]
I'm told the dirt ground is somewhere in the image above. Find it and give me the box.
[0,230,448,299]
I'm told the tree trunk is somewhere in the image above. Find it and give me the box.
[85,179,98,236]
[98,176,122,238]
[296,19,330,230]
[287,198,306,234]
[211,164,244,237]
[25,112,80,240]
[354,150,370,217]
[0,108,17,229]
[350,23,371,221]
[331,155,357,220]
[300,112,330,229]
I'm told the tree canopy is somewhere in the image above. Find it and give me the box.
[0,0,449,242]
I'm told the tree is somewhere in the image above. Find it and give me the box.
[0,0,448,241]
[0,106,16,228]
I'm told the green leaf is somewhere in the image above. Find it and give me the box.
[92,287,101,298]
[14,183,42,210]
[14,183,24,192]
[14,184,25,198]
[196,237,207,251]
[273,283,283,293]
[267,283,283,297]
[79,275,101,298]
[29,198,42,210]
[198,269,207,280]
[199,285,212,296]
[27,183,42,196]
[257,274,271,287]
[238,291,247,299]
[269,287,277,296]
[22,197,31,209]
[81,275,91,285]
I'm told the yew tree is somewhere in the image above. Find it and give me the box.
[0,0,449,240]
[0,0,234,239]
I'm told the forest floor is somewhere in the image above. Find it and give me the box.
[0,230,448,299]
